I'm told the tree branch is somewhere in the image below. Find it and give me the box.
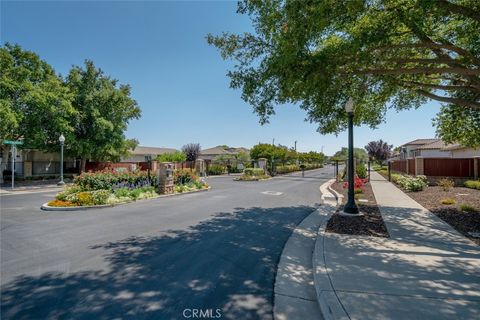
[352,67,480,76]
[416,90,480,109]
[401,80,480,93]
[436,0,480,22]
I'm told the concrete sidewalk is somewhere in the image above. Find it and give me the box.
[314,171,480,320]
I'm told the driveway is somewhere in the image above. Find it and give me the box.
[1,167,334,319]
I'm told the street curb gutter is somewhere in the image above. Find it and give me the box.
[313,180,350,320]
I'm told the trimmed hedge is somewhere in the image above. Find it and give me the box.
[74,170,156,191]
[244,168,265,176]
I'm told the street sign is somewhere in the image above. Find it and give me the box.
[3,140,23,145]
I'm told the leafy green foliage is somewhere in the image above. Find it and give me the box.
[356,165,367,179]
[0,44,75,145]
[393,174,428,192]
[243,168,266,176]
[208,1,480,144]
[434,104,480,147]
[464,180,480,190]
[208,165,225,175]
[174,169,197,185]
[73,170,155,191]
[333,147,369,163]
[65,60,141,167]
[459,204,476,212]
[157,151,187,163]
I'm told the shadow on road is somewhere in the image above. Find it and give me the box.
[1,205,319,320]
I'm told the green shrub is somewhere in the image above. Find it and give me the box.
[356,165,367,179]
[208,165,225,175]
[56,185,83,201]
[354,188,363,194]
[85,190,110,205]
[77,192,95,206]
[393,174,427,192]
[174,169,197,185]
[464,180,480,190]
[459,204,476,212]
[244,168,265,176]
[276,165,300,174]
[74,170,155,191]
[440,198,456,205]
[437,178,455,191]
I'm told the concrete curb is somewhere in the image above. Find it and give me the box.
[40,187,211,211]
[313,180,350,320]
[273,179,335,320]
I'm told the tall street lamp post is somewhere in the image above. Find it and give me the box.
[343,98,359,214]
[58,134,65,186]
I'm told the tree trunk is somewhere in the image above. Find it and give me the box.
[80,158,87,173]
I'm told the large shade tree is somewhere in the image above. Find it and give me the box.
[208,0,480,147]
[65,60,141,171]
[0,44,75,148]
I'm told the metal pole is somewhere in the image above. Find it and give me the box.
[58,142,65,185]
[388,161,392,182]
[11,144,15,190]
[344,112,359,214]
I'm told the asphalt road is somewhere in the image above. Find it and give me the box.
[1,166,334,320]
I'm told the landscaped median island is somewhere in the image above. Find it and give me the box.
[327,176,389,238]
[42,169,209,210]
[235,168,271,181]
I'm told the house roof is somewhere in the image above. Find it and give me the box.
[131,146,178,155]
[200,147,250,156]
[200,147,234,155]
[402,138,441,146]
[416,140,450,150]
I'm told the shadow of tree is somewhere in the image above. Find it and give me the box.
[1,205,318,320]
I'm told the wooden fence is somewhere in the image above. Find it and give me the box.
[390,159,407,173]
[423,158,475,177]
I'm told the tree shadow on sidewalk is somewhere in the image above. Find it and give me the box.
[1,205,318,320]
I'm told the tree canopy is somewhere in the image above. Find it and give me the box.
[0,44,141,170]
[65,60,141,169]
[182,143,201,161]
[208,0,480,146]
[0,44,75,148]
[157,151,187,163]
[365,139,393,162]
[332,147,369,163]
[250,143,325,164]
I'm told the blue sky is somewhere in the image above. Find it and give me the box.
[1,1,440,155]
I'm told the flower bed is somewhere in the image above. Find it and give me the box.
[44,169,208,209]
[235,168,271,181]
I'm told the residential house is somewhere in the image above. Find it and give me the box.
[389,138,479,180]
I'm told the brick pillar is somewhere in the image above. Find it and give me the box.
[415,157,424,176]
[474,158,479,179]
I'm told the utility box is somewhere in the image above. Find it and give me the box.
[158,162,175,194]
[195,159,206,177]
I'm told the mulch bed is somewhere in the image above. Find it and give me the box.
[326,181,389,238]
[405,186,480,245]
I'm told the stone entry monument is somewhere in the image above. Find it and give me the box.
[195,159,206,177]
[258,158,267,175]
[158,162,174,194]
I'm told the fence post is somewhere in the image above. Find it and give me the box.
[368,161,371,182]
[388,161,391,182]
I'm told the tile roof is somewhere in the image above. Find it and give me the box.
[402,138,441,146]
[131,146,178,155]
